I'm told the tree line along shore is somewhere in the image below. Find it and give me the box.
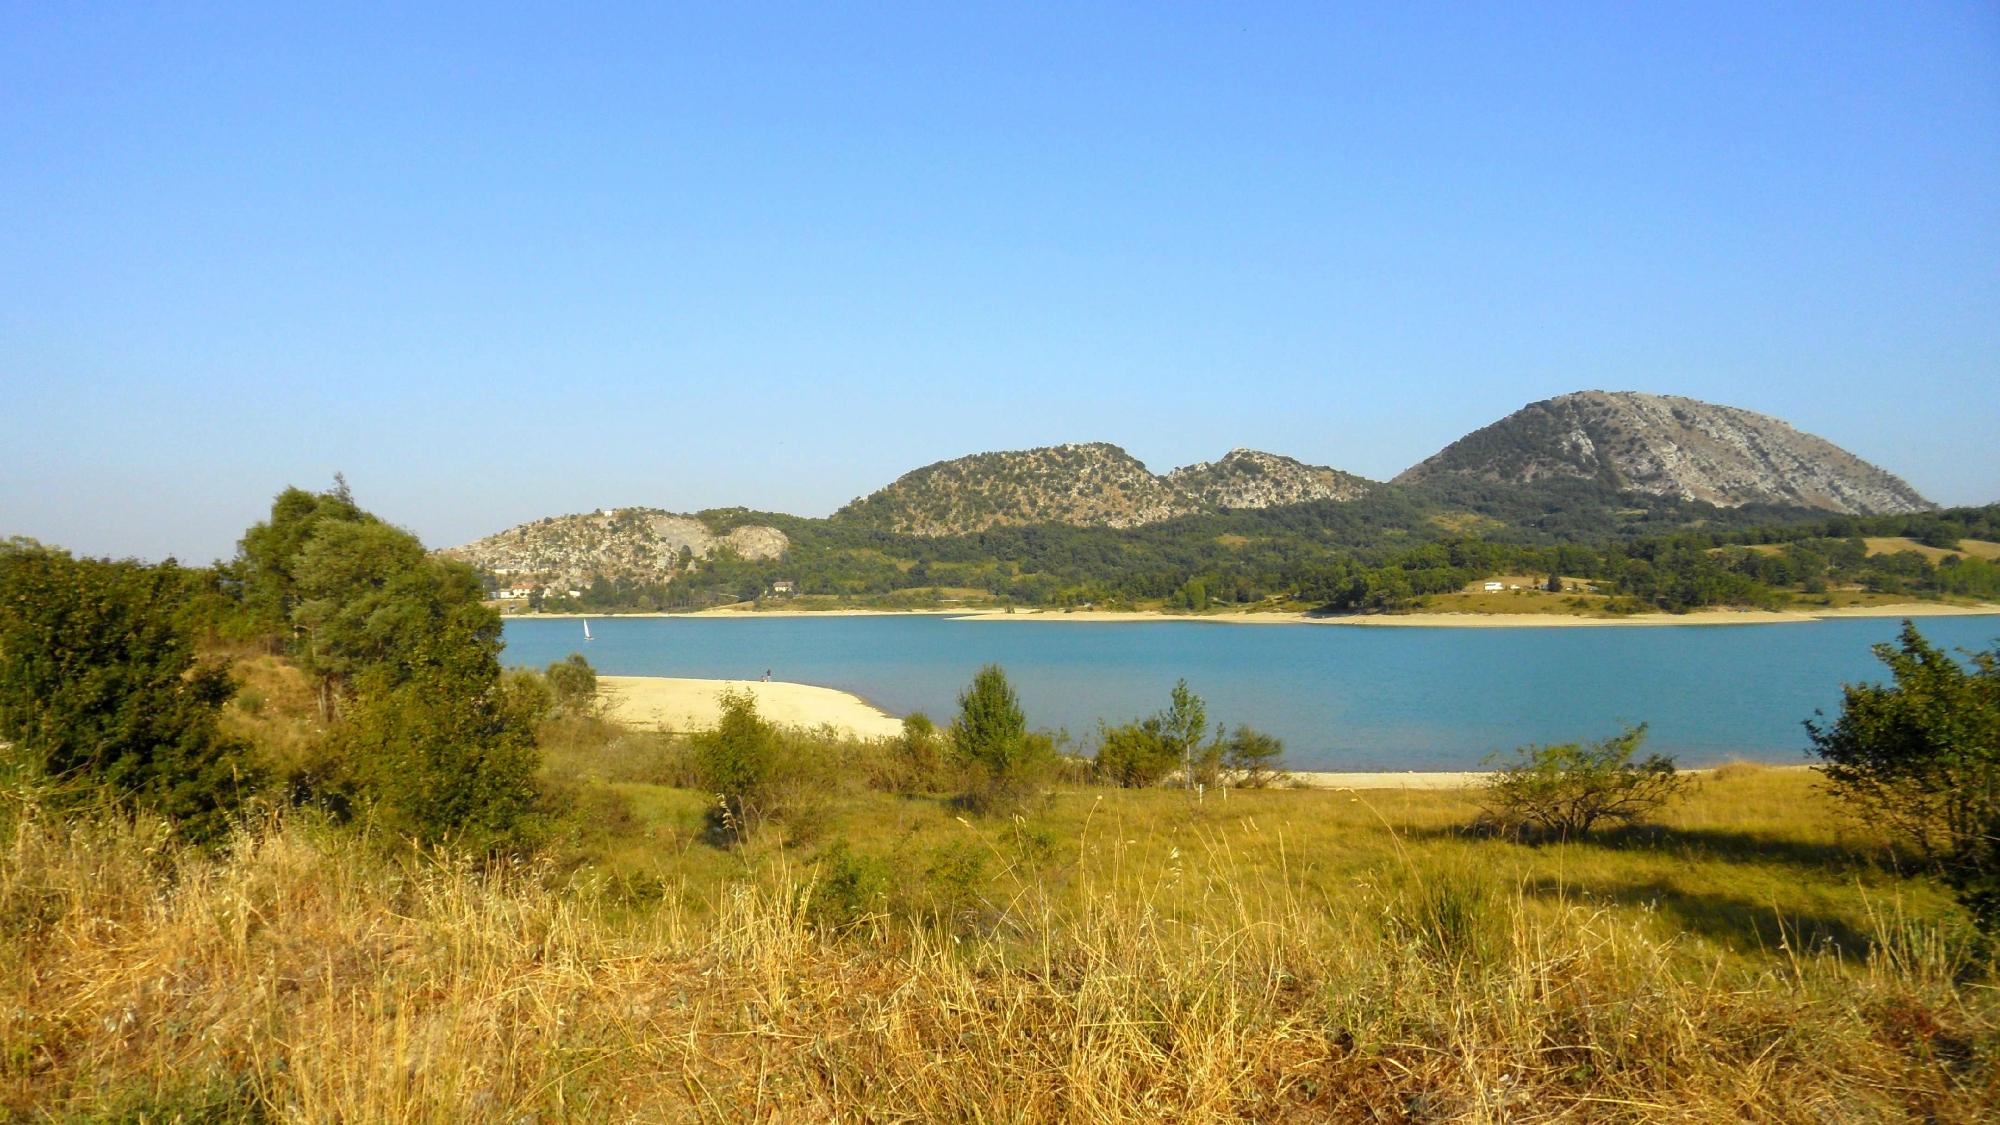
[480,488,2000,620]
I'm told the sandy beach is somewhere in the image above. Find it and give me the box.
[1290,770,1490,789]
[596,675,906,739]
[949,602,2000,627]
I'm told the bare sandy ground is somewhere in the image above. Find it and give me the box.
[596,676,905,739]
[950,603,2000,627]
[1290,771,1490,790]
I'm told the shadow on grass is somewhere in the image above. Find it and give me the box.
[1401,820,1916,876]
[1589,823,1913,873]
[1522,875,1877,958]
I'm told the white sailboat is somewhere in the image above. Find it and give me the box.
[583,619,593,642]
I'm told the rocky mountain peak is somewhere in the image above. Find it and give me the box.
[1394,390,1932,514]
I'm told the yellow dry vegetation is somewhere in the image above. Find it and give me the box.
[1866,537,2000,562]
[5,763,1994,1120]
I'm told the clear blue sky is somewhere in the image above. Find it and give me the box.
[4,3,1996,562]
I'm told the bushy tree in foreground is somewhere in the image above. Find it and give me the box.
[236,482,546,850]
[1223,726,1288,788]
[1479,724,1686,838]
[0,544,258,841]
[545,653,599,717]
[1808,622,2000,930]
[1094,683,1282,790]
[1093,716,1178,788]
[694,689,781,840]
[950,665,1051,813]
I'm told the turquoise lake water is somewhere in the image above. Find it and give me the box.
[500,614,2000,772]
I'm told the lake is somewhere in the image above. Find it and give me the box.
[500,613,2000,771]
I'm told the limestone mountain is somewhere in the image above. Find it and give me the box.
[440,508,788,590]
[833,443,1374,536]
[1167,449,1373,511]
[1394,391,1933,515]
[834,444,1186,536]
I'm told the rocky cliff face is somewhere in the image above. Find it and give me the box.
[834,443,1371,536]
[440,508,788,589]
[1394,391,1933,514]
[1167,449,1373,510]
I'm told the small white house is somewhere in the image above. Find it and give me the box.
[1482,581,1504,593]
[770,579,797,595]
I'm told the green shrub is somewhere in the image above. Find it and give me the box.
[1223,726,1288,788]
[1808,622,2000,931]
[0,545,260,843]
[1093,679,1223,789]
[1092,718,1178,788]
[1479,724,1687,839]
[692,689,780,841]
[545,652,599,717]
[806,841,893,933]
[890,712,955,793]
[949,665,1053,814]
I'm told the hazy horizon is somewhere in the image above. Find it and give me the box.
[5,5,1996,562]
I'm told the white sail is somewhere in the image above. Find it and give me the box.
[583,620,593,641]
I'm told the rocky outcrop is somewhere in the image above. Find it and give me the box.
[1395,391,1932,514]
[834,443,1372,536]
[440,508,788,589]
[833,443,1190,536]
[1167,449,1373,510]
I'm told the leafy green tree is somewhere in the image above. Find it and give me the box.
[1915,522,1964,551]
[1093,680,1227,789]
[0,545,258,841]
[1160,679,1218,787]
[693,689,781,839]
[233,478,368,637]
[950,664,1047,813]
[545,653,599,717]
[236,484,545,849]
[1223,726,1287,788]
[339,666,546,848]
[1479,725,1687,838]
[1807,623,2000,930]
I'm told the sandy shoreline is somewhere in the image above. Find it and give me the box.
[949,603,2000,627]
[520,608,968,620]
[520,603,1998,628]
[1290,771,1491,790]
[596,676,905,739]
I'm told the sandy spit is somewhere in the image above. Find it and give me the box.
[597,676,905,740]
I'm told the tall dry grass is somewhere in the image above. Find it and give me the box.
[4,789,1994,1122]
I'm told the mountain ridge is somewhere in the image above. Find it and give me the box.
[832,443,1374,537]
[442,392,1938,590]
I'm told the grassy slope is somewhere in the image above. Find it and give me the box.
[11,742,1993,1120]
[1866,537,2000,562]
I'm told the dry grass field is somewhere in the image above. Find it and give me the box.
[5,753,1995,1121]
